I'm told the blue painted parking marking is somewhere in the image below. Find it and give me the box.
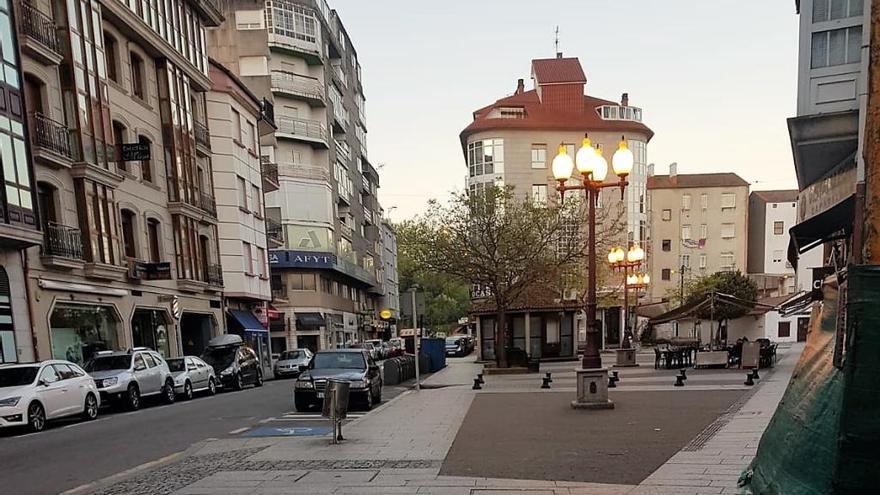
[245,426,332,437]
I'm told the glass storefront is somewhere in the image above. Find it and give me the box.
[131,309,171,357]
[50,303,120,365]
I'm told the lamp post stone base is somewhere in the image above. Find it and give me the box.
[570,367,615,410]
[614,348,639,367]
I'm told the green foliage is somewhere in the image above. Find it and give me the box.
[685,270,759,321]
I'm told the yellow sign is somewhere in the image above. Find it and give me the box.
[379,309,393,320]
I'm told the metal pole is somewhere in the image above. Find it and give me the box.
[583,187,601,369]
[411,287,420,391]
[622,264,629,349]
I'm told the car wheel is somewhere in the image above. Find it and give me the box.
[183,381,193,401]
[126,384,141,411]
[375,383,382,404]
[207,377,217,396]
[82,393,99,421]
[363,389,374,411]
[255,370,263,387]
[233,373,243,391]
[294,395,311,412]
[27,402,46,433]
[163,379,176,404]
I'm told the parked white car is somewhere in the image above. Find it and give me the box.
[0,360,101,432]
[165,356,217,399]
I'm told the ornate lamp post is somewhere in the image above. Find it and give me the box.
[553,134,633,409]
[609,245,648,366]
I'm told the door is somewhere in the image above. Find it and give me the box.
[35,365,66,419]
[53,364,86,416]
[132,353,153,394]
[797,317,809,342]
[142,353,163,394]
[187,358,205,388]
[366,353,380,394]
[238,349,253,383]
[604,308,621,349]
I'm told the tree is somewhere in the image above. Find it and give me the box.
[685,270,759,344]
[400,186,622,367]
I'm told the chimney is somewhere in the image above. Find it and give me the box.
[669,162,678,184]
[515,78,524,95]
[647,163,655,177]
[621,92,629,107]
[556,52,563,59]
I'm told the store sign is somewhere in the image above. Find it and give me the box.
[798,166,856,222]
[379,309,393,320]
[269,250,336,268]
[141,262,172,280]
[118,143,151,162]
[812,266,835,301]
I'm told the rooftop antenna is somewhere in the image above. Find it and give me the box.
[554,26,560,55]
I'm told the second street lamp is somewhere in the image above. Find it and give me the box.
[609,244,648,366]
[554,134,633,409]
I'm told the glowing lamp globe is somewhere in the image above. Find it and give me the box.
[552,145,574,181]
[575,136,595,175]
[592,148,608,182]
[612,136,634,178]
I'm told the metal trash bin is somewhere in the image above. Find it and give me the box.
[322,379,350,443]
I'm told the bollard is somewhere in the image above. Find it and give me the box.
[744,373,755,386]
[608,376,617,388]
[679,368,688,380]
[611,370,620,382]
[751,368,760,380]
[674,375,685,387]
[477,373,485,384]
[545,372,553,383]
[473,378,482,390]
[541,377,551,389]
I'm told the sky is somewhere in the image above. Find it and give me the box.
[330,0,801,222]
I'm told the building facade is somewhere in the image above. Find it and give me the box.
[207,60,275,375]
[208,0,386,353]
[378,216,399,335]
[0,0,43,363]
[459,54,654,360]
[646,167,750,303]
[20,0,226,365]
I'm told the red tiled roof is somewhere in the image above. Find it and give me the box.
[647,173,749,190]
[752,189,798,203]
[531,57,587,84]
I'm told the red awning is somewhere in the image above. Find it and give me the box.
[267,306,280,320]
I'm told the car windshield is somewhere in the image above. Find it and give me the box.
[166,359,185,372]
[84,355,132,372]
[446,338,460,345]
[312,352,366,370]
[280,351,303,360]
[0,366,38,387]
[202,347,236,369]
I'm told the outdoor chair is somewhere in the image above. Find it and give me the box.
[653,347,662,369]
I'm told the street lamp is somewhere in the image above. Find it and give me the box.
[554,134,632,409]
[609,246,648,350]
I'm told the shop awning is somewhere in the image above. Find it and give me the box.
[227,310,268,333]
[787,194,855,269]
[296,312,325,328]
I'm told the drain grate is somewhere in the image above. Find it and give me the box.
[683,385,763,451]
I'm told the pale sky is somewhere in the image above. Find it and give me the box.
[330,0,801,222]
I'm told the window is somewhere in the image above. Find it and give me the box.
[699,253,707,269]
[531,184,547,204]
[700,224,708,239]
[721,193,736,209]
[467,139,504,177]
[121,209,137,259]
[130,52,145,99]
[680,254,690,268]
[772,250,785,263]
[39,365,59,384]
[237,176,248,210]
[662,209,672,221]
[778,321,791,338]
[811,26,861,68]
[235,9,265,29]
[232,109,242,143]
[661,268,671,281]
[662,239,671,251]
[681,194,691,210]
[290,273,317,290]
[531,146,546,169]
[265,1,317,43]
[77,180,119,265]
[257,248,267,277]
[147,218,161,262]
[249,121,258,151]
[499,107,526,118]
[138,135,152,182]
[774,221,784,235]
[104,32,119,83]
[700,193,708,210]
[681,225,691,240]
[721,223,735,238]
[720,252,735,269]
[243,241,253,274]
[142,353,157,368]
[112,120,127,171]
[813,0,863,23]
[252,185,261,217]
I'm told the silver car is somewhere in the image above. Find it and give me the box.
[273,349,313,378]
[165,356,217,400]
[84,348,175,410]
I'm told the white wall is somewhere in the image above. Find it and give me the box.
[762,201,798,276]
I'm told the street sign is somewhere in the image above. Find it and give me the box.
[118,143,151,162]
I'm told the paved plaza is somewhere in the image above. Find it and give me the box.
[74,345,800,495]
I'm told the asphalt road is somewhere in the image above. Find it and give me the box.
[0,377,407,495]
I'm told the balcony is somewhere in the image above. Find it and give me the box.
[41,222,85,269]
[361,175,370,193]
[259,98,276,135]
[331,62,347,89]
[265,218,283,247]
[270,71,325,107]
[31,113,74,168]
[199,192,217,217]
[194,120,211,156]
[277,162,330,182]
[18,1,62,65]
[267,31,323,65]
[190,0,224,27]
[275,115,328,148]
[339,223,353,239]
[271,282,288,302]
[206,263,224,287]
[167,178,217,223]
[363,206,373,225]
[262,160,279,193]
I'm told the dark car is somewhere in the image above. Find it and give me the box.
[293,349,382,412]
[201,335,263,391]
[445,336,472,357]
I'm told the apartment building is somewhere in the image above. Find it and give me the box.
[378,216,399,335]
[208,0,385,353]
[646,166,749,303]
[747,190,824,297]
[459,54,654,359]
[207,60,275,376]
[20,0,226,364]
[0,0,42,363]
